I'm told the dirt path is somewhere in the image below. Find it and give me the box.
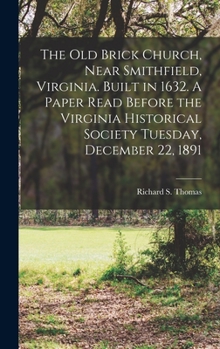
[19,285,220,349]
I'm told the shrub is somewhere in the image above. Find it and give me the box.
[100,231,133,281]
[144,210,220,278]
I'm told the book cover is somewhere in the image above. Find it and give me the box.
[19,2,220,349]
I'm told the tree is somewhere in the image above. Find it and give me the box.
[19,0,220,38]
[166,209,187,269]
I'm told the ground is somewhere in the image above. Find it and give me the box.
[19,283,220,349]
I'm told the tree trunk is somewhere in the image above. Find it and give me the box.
[172,210,187,269]
[92,0,109,38]
[111,0,125,37]
[91,154,99,220]
[29,0,49,37]
[92,208,99,220]
[209,210,216,241]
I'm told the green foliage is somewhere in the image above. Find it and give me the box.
[144,210,220,278]
[142,242,179,276]
[99,211,220,282]
[113,231,132,270]
[19,0,220,38]
[19,209,161,227]
[72,267,82,277]
[100,231,133,281]
[100,265,126,281]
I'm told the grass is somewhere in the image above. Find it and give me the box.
[19,226,220,349]
[21,341,78,349]
[19,226,154,287]
[27,314,63,326]
[148,284,183,307]
[19,226,154,263]
[35,327,68,336]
